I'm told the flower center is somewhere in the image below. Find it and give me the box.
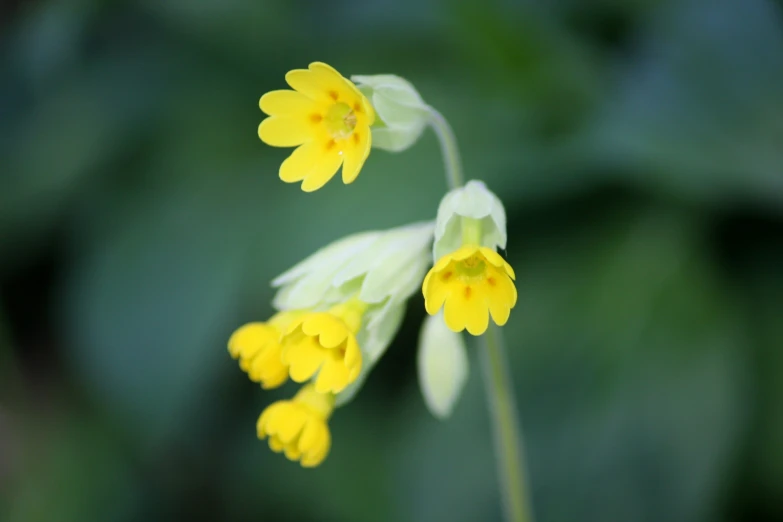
[324,102,357,139]
[455,254,487,279]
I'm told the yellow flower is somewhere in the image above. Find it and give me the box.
[258,62,376,192]
[422,245,517,336]
[227,311,302,389]
[281,301,364,394]
[257,384,333,468]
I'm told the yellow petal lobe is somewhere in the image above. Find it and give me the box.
[258,116,311,147]
[422,245,517,336]
[228,312,303,389]
[260,90,318,116]
[257,384,334,468]
[280,311,363,394]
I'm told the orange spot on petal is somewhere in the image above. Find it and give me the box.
[487,277,496,287]
[353,133,360,145]
[353,102,362,113]
[441,271,453,281]
[329,91,339,101]
[325,139,336,151]
[464,286,472,299]
[310,113,323,123]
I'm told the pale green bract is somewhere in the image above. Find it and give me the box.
[417,312,469,419]
[433,180,507,260]
[271,221,435,406]
[352,74,430,153]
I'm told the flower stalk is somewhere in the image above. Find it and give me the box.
[480,324,533,522]
[427,106,464,190]
[429,107,534,522]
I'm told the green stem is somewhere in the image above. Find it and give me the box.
[480,324,534,522]
[429,106,534,522]
[427,106,464,190]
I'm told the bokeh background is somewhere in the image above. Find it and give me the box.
[2,0,783,521]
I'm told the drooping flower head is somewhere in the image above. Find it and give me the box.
[423,245,516,335]
[272,221,434,404]
[228,310,302,389]
[423,181,517,335]
[259,62,375,192]
[281,300,365,394]
[257,384,333,468]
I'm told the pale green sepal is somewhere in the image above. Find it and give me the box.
[271,232,379,310]
[352,74,429,152]
[335,301,406,407]
[272,222,435,311]
[417,312,469,419]
[273,222,434,406]
[351,223,433,305]
[433,180,507,260]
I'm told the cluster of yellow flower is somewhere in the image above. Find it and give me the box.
[229,62,516,467]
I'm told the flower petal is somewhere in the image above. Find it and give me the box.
[423,271,451,315]
[298,418,318,453]
[260,367,289,389]
[260,90,318,116]
[279,137,342,190]
[268,437,285,452]
[480,247,515,279]
[228,322,269,359]
[314,357,351,394]
[257,401,285,437]
[286,62,355,103]
[256,388,334,468]
[443,298,466,333]
[272,406,308,443]
[443,283,490,335]
[248,346,286,385]
[283,441,302,461]
[343,335,362,369]
[251,346,289,389]
[301,313,348,348]
[463,286,490,336]
[431,252,455,273]
[300,422,330,467]
[285,68,324,101]
[279,142,319,183]
[284,337,326,382]
[301,150,343,192]
[486,269,517,325]
[258,116,311,147]
[341,128,371,184]
[450,245,481,261]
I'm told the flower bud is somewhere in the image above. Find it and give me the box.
[352,74,430,153]
[417,312,469,419]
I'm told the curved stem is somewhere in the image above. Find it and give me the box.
[479,324,534,522]
[430,106,533,522]
[427,106,464,190]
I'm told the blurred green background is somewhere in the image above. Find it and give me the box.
[2,0,783,521]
